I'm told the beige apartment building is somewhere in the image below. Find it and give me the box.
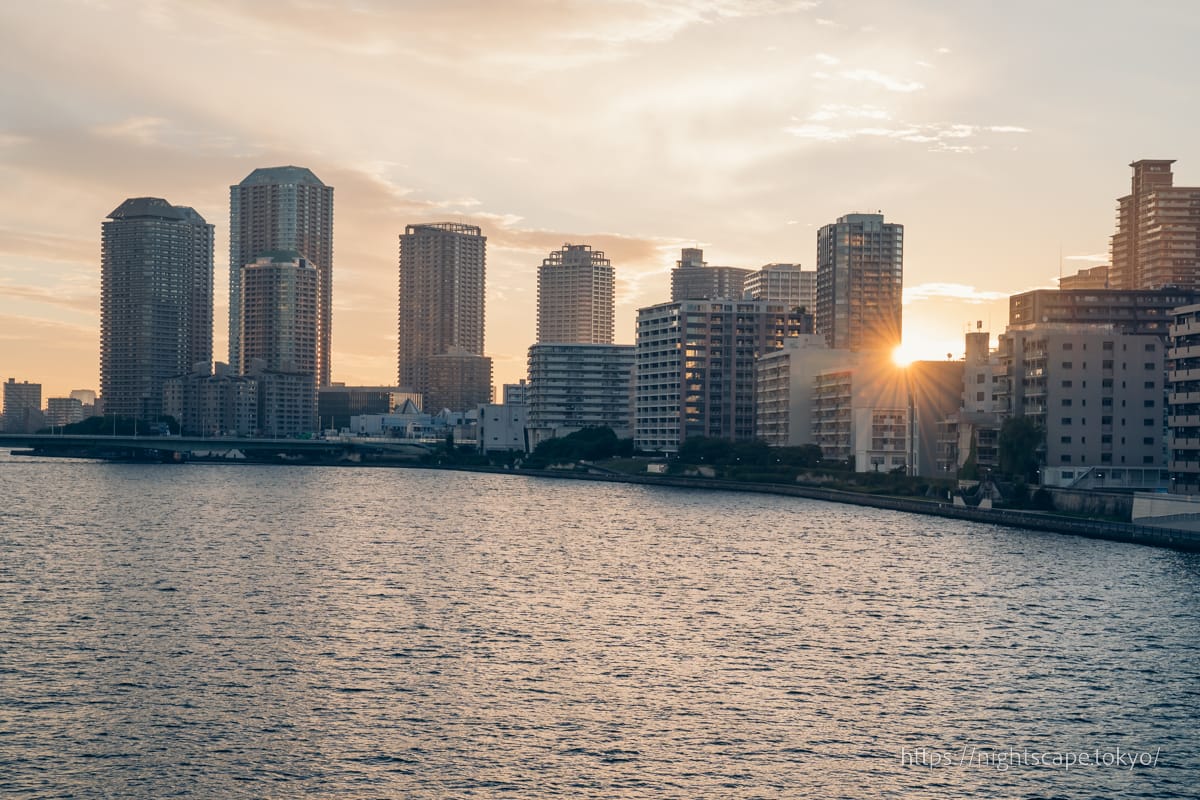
[537,244,614,344]
[1110,159,1200,291]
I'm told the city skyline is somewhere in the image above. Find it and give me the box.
[2,2,1199,398]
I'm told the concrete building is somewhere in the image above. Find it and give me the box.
[162,364,258,436]
[398,223,492,410]
[1000,324,1166,476]
[745,263,816,312]
[477,402,530,453]
[3,378,43,433]
[502,380,529,405]
[537,244,614,344]
[1167,304,1200,493]
[670,248,752,301]
[755,335,852,446]
[811,355,907,471]
[527,343,635,445]
[318,385,421,431]
[635,299,807,452]
[229,166,333,384]
[1059,264,1110,290]
[45,397,85,427]
[101,197,213,421]
[816,213,904,352]
[1009,287,1197,339]
[1110,159,1200,291]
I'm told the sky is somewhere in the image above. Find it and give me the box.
[2,0,1199,400]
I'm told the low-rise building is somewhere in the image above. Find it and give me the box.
[477,402,529,453]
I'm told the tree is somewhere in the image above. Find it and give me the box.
[997,416,1043,482]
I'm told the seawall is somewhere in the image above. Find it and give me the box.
[506,468,1200,554]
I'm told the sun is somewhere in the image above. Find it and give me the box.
[892,342,920,367]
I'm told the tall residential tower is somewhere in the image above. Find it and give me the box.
[815,213,904,353]
[397,223,492,410]
[1109,159,1200,291]
[536,243,614,344]
[100,197,213,420]
[229,166,334,384]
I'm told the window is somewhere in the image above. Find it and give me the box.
[1060,454,1072,463]
[976,374,985,384]
[1062,361,1073,369]
[1062,417,1073,425]
[1145,362,1156,370]
[1101,453,1113,463]
[1144,418,1155,426]
[1061,436,1072,444]
[1103,379,1113,388]
[1144,399,1155,408]
[1102,415,1112,425]
[1146,343,1157,352]
[1103,341,1114,351]
[1062,398,1073,406]
[1062,380,1073,388]
[1102,434,1112,443]
[1102,360,1114,369]
[1144,456,1155,464]
[1143,437,1154,445]
[1102,397,1113,407]
[976,392,985,402]
[1063,342,1074,351]
[1144,381,1155,389]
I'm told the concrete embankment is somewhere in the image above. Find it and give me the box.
[507,468,1200,554]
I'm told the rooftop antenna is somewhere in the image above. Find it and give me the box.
[1058,243,1063,283]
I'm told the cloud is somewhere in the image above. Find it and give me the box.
[786,113,1030,152]
[1065,253,1108,262]
[904,283,1010,305]
[91,116,170,146]
[839,69,924,93]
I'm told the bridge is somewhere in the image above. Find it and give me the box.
[0,433,432,465]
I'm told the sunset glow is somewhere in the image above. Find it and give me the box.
[0,2,1196,399]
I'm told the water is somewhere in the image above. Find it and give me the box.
[2,455,1198,798]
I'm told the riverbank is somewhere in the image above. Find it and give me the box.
[487,465,1200,554]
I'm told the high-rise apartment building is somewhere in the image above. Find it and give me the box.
[537,244,614,344]
[815,213,904,352]
[1110,160,1200,291]
[397,223,492,410]
[239,251,318,434]
[3,378,42,433]
[229,166,333,384]
[101,197,213,421]
[240,252,319,375]
[635,299,807,451]
[745,263,816,312]
[670,248,752,301]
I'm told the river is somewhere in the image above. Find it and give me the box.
[2,455,1197,797]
